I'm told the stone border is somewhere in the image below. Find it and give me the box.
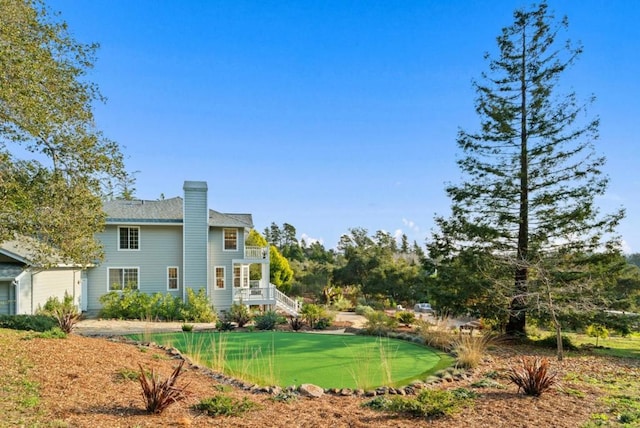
[106,328,469,399]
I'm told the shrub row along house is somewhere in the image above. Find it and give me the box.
[0,181,299,317]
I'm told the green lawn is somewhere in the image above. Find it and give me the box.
[132,331,452,389]
[566,332,640,359]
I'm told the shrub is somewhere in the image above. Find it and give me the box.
[216,320,235,331]
[451,332,496,369]
[330,295,353,312]
[270,391,298,403]
[508,357,556,396]
[586,323,609,347]
[363,311,398,336]
[181,324,194,332]
[38,292,81,333]
[254,310,279,330]
[194,394,258,417]
[396,311,416,327]
[355,304,375,316]
[299,303,325,329]
[0,314,57,332]
[363,388,476,418]
[532,334,577,351]
[34,326,67,339]
[181,288,216,323]
[138,360,187,414]
[314,317,332,330]
[153,293,183,321]
[99,289,150,320]
[288,316,304,331]
[227,303,252,328]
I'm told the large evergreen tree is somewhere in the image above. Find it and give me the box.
[429,2,623,335]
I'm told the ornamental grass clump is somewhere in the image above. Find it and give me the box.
[508,356,556,396]
[138,360,187,414]
[415,318,454,351]
[451,332,497,369]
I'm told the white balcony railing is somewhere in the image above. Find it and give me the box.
[245,246,269,259]
[232,284,299,316]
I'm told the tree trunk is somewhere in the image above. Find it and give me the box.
[505,269,527,336]
[506,26,529,338]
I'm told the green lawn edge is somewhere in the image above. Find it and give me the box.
[130,330,454,389]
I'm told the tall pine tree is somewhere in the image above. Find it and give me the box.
[429,2,624,336]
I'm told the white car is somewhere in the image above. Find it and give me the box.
[414,303,434,314]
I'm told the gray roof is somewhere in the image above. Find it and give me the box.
[104,197,253,228]
[0,263,24,280]
[0,238,36,263]
[104,197,183,222]
[0,237,68,267]
[209,211,253,228]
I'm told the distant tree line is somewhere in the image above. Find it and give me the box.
[261,222,640,335]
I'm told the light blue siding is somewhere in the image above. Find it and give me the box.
[209,227,245,311]
[183,181,209,296]
[86,224,183,311]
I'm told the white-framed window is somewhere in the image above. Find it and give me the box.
[108,267,139,291]
[233,265,241,287]
[118,226,140,250]
[167,267,179,290]
[223,228,238,251]
[214,266,225,289]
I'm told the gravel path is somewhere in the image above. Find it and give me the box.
[74,311,367,336]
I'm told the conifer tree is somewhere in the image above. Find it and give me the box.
[429,2,623,335]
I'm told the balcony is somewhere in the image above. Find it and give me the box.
[244,246,269,260]
[232,282,300,316]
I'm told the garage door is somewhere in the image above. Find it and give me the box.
[0,281,12,315]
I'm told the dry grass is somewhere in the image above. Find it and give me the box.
[452,333,498,369]
[415,318,455,350]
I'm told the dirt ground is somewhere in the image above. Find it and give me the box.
[1,318,638,427]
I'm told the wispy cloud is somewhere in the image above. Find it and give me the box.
[402,218,420,234]
[300,233,323,247]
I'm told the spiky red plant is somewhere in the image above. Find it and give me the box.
[508,356,556,396]
[138,360,187,414]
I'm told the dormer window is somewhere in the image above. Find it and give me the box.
[119,227,140,250]
[223,228,238,251]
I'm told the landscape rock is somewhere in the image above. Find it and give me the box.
[299,383,324,398]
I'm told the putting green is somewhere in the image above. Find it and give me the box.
[133,331,452,389]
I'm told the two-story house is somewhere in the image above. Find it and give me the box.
[1,181,299,317]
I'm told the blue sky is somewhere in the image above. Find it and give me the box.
[47,0,639,251]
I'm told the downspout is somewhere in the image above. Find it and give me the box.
[11,280,18,315]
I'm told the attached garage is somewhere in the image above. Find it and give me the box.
[0,263,23,315]
[0,241,82,315]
